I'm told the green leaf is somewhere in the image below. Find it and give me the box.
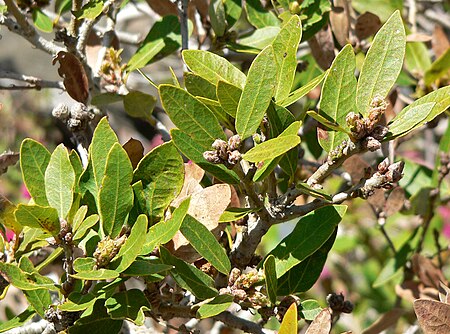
[73,0,103,19]
[373,228,420,288]
[32,9,53,33]
[140,196,191,255]
[424,48,450,86]
[209,0,227,37]
[109,215,147,272]
[264,255,277,305]
[224,0,242,28]
[196,97,235,130]
[133,141,184,225]
[386,102,435,139]
[58,292,97,312]
[237,26,281,50]
[269,205,347,277]
[299,300,322,320]
[306,111,349,133]
[295,183,332,201]
[71,268,119,281]
[126,15,183,73]
[0,262,58,291]
[73,257,97,272]
[69,150,83,193]
[266,102,297,178]
[217,80,242,118]
[79,117,119,197]
[352,0,403,22]
[99,143,133,237]
[122,260,172,277]
[18,258,52,318]
[73,214,99,241]
[159,85,226,148]
[245,0,280,28]
[180,215,231,275]
[159,247,218,300]
[405,42,431,76]
[182,50,247,88]
[279,70,327,107]
[272,15,302,101]
[356,11,406,115]
[105,289,151,326]
[20,138,51,206]
[243,122,301,162]
[14,204,60,236]
[0,307,35,332]
[171,130,240,184]
[277,229,337,295]
[91,92,124,106]
[123,91,156,122]
[219,207,261,222]
[196,294,234,319]
[184,72,217,100]
[318,44,356,152]
[69,299,123,334]
[45,144,75,218]
[72,205,88,231]
[278,302,298,334]
[236,45,278,139]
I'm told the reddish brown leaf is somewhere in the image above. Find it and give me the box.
[355,12,381,40]
[122,138,144,169]
[414,299,450,334]
[343,155,370,184]
[329,0,350,46]
[362,308,405,334]
[432,26,450,59]
[308,25,335,71]
[406,33,432,43]
[305,308,332,334]
[53,51,89,103]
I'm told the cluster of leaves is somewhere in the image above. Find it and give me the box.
[1,0,450,333]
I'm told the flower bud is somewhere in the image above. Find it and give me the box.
[203,151,221,164]
[364,136,381,151]
[377,157,390,173]
[228,135,241,151]
[52,103,70,120]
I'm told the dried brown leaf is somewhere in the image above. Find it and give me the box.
[170,184,231,262]
[305,308,332,334]
[432,26,450,59]
[343,155,370,184]
[414,299,450,334]
[52,51,89,103]
[0,151,19,176]
[122,138,144,169]
[396,280,421,303]
[362,308,405,334]
[406,33,432,43]
[308,25,335,71]
[439,282,450,304]
[385,187,405,215]
[171,162,205,207]
[412,254,447,289]
[329,0,350,46]
[355,12,381,40]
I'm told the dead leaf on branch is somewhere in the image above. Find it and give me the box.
[0,151,19,176]
[432,26,450,59]
[355,12,381,40]
[362,308,405,334]
[414,299,450,334]
[169,183,231,262]
[122,138,144,170]
[411,254,447,290]
[308,25,335,71]
[329,0,350,47]
[53,51,90,103]
[305,308,332,334]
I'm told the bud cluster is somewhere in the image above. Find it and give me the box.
[93,235,127,267]
[52,102,95,132]
[346,95,389,151]
[203,135,242,169]
[326,293,354,314]
[220,268,269,309]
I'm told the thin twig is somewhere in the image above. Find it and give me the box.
[0,70,65,90]
[176,0,189,50]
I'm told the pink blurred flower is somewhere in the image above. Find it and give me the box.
[21,184,31,199]
[149,134,163,150]
[438,206,450,239]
